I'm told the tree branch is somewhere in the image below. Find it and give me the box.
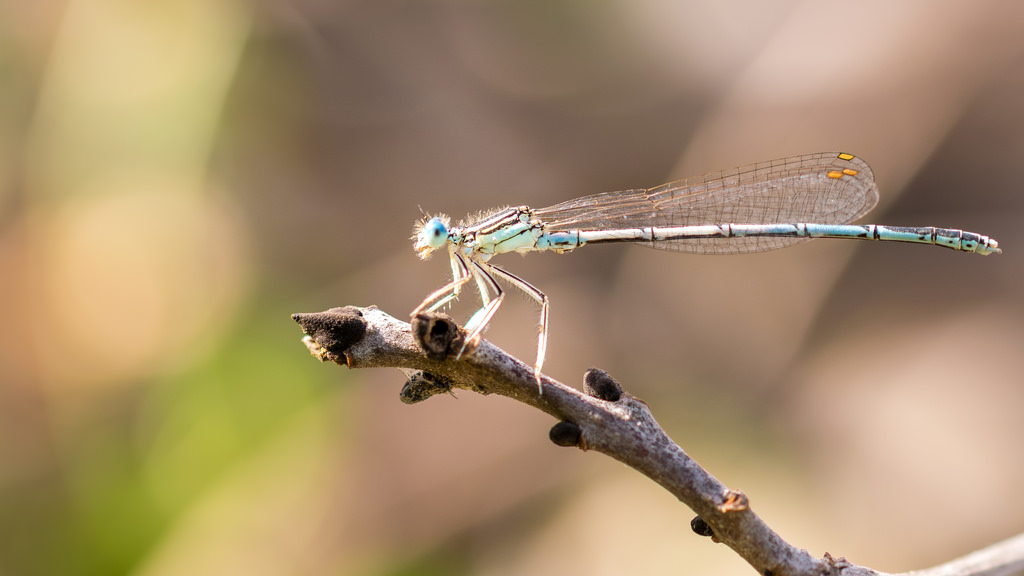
[292,306,1024,576]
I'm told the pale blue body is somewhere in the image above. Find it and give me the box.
[412,152,1001,391]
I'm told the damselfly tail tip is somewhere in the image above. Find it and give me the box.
[977,237,1002,255]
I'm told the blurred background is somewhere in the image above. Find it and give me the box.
[1,1,1022,575]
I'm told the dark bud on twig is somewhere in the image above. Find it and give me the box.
[411,312,467,361]
[583,368,623,401]
[549,421,582,447]
[292,307,368,364]
[691,515,714,538]
[400,371,454,404]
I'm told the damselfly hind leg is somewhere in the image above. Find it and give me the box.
[488,265,549,394]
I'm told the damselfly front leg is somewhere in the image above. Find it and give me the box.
[412,251,472,316]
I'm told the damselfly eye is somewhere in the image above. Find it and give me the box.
[421,218,448,250]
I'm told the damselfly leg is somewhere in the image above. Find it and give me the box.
[412,252,472,316]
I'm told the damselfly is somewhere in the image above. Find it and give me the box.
[411,152,1000,390]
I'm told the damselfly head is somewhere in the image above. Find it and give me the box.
[412,215,450,259]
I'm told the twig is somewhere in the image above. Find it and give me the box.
[898,533,1024,576]
[292,306,1024,576]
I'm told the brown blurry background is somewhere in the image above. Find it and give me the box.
[1,1,1022,575]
